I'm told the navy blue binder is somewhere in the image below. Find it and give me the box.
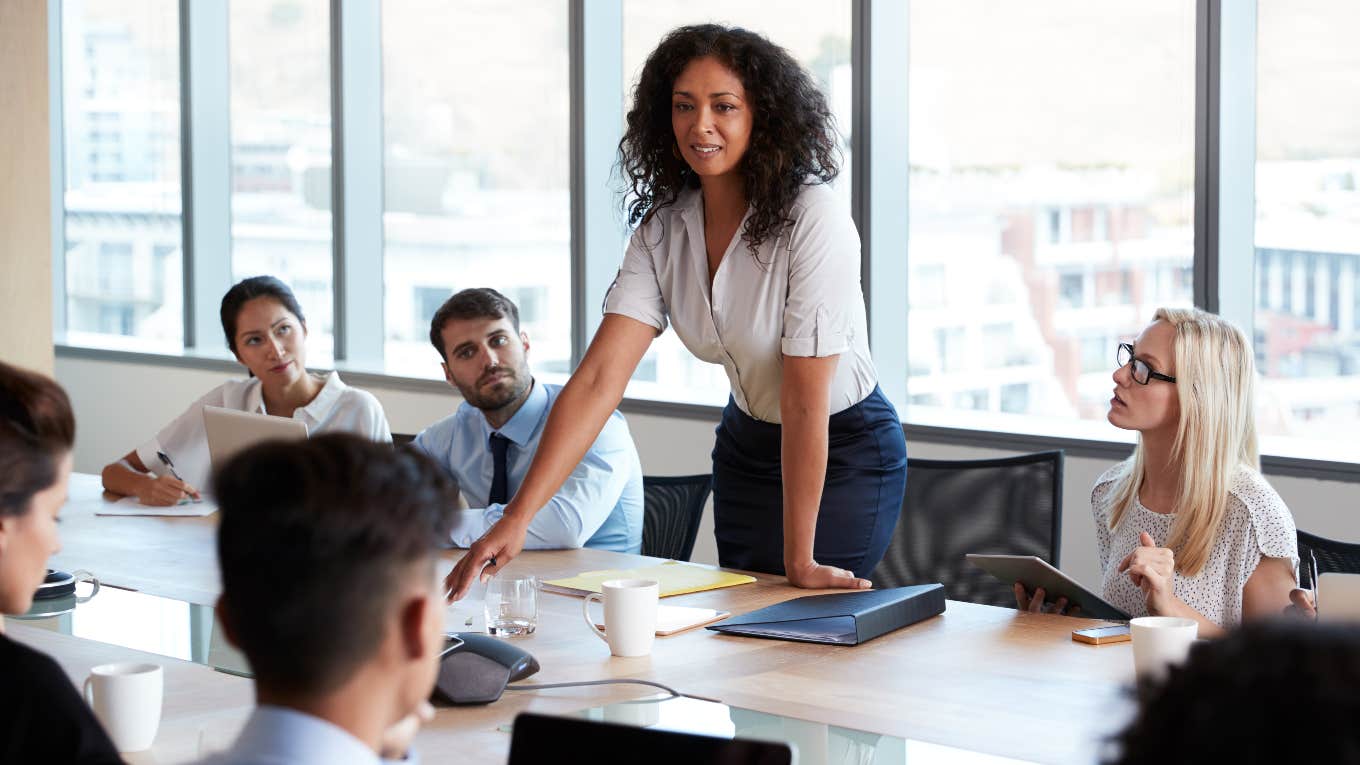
[706,584,946,645]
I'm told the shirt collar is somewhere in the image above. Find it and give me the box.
[297,371,345,424]
[484,378,547,448]
[227,705,382,765]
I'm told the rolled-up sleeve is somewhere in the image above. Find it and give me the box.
[134,386,228,490]
[603,225,668,333]
[779,192,861,358]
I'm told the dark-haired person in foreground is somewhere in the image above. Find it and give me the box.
[1109,621,1360,764]
[0,361,122,763]
[448,24,907,599]
[102,276,391,505]
[415,288,643,553]
[194,434,452,764]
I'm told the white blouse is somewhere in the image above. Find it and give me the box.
[134,371,391,492]
[604,183,877,423]
[1092,461,1298,627]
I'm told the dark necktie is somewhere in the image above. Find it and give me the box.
[489,433,511,506]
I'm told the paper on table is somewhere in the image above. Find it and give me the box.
[96,495,218,517]
[542,560,756,598]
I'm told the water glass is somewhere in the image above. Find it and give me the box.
[485,574,538,636]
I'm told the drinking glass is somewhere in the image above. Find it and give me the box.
[485,574,538,636]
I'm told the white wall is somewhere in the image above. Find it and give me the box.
[56,355,1360,590]
[0,1,54,375]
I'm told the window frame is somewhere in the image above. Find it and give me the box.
[49,0,1360,482]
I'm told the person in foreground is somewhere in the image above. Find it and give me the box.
[0,361,122,763]
[447,24,907,599]
[414,288,643,553]
[1108,621,1360,764]
[102,276,392,504]
[1017,308,1298,636]
[196,434,452,764]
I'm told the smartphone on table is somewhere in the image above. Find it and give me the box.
[1071,624,1131,645]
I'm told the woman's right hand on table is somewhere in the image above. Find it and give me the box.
[137,474,199,506]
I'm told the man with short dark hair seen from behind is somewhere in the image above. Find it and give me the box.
[414,288,644,553]
[196,434,453,764]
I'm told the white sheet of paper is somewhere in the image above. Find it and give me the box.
[97,495,219,517]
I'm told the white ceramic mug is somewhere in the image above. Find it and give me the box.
[583,578,659,657]
[84,662,163,752]
[1129,616,1198,682]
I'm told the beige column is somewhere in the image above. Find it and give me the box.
[0,0,54,375]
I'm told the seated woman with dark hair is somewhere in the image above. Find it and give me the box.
[1110,621,1360,764]
[101,276,392,504]
[0,361,122,763]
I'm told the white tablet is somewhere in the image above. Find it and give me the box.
[203,405,308,471]
[965,553,1131,621]
[1318,573,1360,622]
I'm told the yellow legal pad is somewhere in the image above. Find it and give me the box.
[541,560,756,598]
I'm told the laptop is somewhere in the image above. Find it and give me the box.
[507,712,794,765]
[202,405,308,470]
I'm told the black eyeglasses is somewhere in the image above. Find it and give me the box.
[1117,343,1176,385]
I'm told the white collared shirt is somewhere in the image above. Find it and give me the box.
[192,705,399,765]
[604,182,877,423]
[135,371,392,492]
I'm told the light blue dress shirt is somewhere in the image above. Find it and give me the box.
[414,380,644,553]
[193,705,405,765]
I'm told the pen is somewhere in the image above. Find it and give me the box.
[156,450,184,482]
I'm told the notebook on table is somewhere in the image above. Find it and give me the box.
[541,560,756,598]
[706,584,946,646]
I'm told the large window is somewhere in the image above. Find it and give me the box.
[904,1,1196,433]
[1254,1,1360,443]
[60,0,182,350]
[229,0,334,363]
[621,2,853,405]
[381,1,571,379]
[48,2,1360,472]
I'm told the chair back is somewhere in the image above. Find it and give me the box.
[871,450,1063,607]
[1297,529,1360,589]
[392,433,416,448]
[642,474,711,562]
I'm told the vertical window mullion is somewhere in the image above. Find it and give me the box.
[856,0,910,409]
[330,0,384,367]
[180,0,232,351]
[569,0,624,369]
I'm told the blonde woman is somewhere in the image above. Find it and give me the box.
[1017,308,1298,637]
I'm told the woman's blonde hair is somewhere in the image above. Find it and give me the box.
[1108,307,1259,576]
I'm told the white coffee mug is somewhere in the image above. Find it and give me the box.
[84,662,163,752]
[583,578,659,657]
[1129,616,1198,683]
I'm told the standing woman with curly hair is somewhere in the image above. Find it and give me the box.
[448,24,906,597]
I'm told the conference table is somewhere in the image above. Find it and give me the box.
[12,473,1141,764]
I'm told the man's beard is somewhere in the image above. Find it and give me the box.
[463,367,529,412]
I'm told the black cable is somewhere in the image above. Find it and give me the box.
[505,677,680,696]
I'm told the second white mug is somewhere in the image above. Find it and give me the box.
[84,661,163,752]
[583,578,659,657]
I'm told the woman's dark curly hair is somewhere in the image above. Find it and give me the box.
[618,24,841,256]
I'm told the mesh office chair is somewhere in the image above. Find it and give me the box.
[871,450,1064,608]
[641,474,712,562]
[1297,529,1360,589]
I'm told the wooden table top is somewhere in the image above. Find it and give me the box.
[23,474,1139,764]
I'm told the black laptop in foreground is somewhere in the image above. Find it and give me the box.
[507,712,794,765]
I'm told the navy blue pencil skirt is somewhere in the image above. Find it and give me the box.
[711,385,907,579]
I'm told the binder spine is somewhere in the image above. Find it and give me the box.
[854,585,947,643]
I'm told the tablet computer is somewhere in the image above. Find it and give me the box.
[203,405,308,470]
[1318,573,1360,622]
[965,553,1130,621]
